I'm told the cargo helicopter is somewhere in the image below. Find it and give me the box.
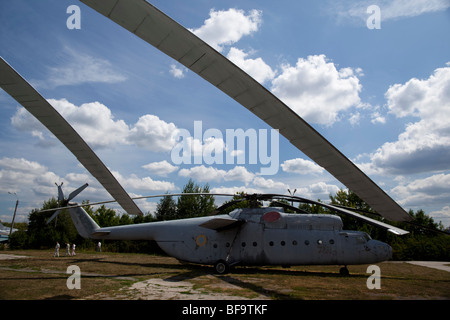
[1,0,414,274]
[42,183,407,274]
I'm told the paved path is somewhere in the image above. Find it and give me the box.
[0,254,29,260]
[407,261,450,272]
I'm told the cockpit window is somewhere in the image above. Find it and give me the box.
[355,233,371,244]
[356,236,365,244]
[228,209,242,219]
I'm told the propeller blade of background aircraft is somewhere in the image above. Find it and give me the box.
[80,0,411,222]
[67,183,89,202]
[46,209,61,224]
[0,57,143,216]
[57,184,65,202]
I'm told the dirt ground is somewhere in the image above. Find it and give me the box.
[0,250,449,300]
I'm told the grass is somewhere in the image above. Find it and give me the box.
[0,250,449,300]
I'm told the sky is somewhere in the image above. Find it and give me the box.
[0,0,449,228]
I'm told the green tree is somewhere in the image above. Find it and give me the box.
[329,189,379,233]
[119,213,133,225]
[330,189,374,213]
[405,209,444,235]
[92,205,119,227]
[177,179,216,218]
[218,192,254,215]
[155,194,177,221]
[298,199,328,214]
[26,198,78,248]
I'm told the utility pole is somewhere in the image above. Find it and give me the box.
[8,192,19,238]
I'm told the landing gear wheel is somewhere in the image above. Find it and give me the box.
[339,266,349,276]
[214,260,230,274]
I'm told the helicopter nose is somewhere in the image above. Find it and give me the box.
[371,240,392,261]
[383,243,393,261]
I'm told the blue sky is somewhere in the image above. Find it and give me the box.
[1,0,449,227]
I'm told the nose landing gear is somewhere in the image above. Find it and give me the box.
[339,266,349,276]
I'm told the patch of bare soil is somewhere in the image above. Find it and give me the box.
[84,275,269,300]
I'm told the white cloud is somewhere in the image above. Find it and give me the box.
[10,108,46,140]
[370,111,386,124]
[391,173,450,207]
[348,112,361,126]
[270,55,362,126]
[210,180,340,204]
[0,157,109,221]
[308,182,340,199]
[127,114,179,152]
[210,185,262,195]
[429,206,450,226]
[368,63,450,174]
[281,158,325,175]
[178,165,255,184]
[224,166,255,184]
[381,0,450,19]
[179,165,226,182]
[0,157,59,199]
[109,168,176,192]
[142,161,179,177]
[53,99,130,149]
[0,156,176,220]
[227,47,275,84]
[113,172,176,192]
[252,176,289,190]
[190,8,262,52]
[35,47,126,89]
[11,98,180,152]
[331,0,450,24]
[169,64,187,79]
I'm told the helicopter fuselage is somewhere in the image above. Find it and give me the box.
[72,206,392,270]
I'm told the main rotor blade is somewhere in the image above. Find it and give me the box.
[282,194,409,235]
[39,192,236,213]
[80,0,411,222]
[0,57,142,216]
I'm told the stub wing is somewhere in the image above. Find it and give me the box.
[199,217,245,231]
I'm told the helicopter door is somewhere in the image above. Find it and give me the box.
[230,222,264,265]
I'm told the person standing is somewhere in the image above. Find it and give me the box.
[97,241,102,252]
[64,243,71,256]
[53,242,60,257]
[71,243,76,256]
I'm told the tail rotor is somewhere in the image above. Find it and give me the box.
[47,183,88,224]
